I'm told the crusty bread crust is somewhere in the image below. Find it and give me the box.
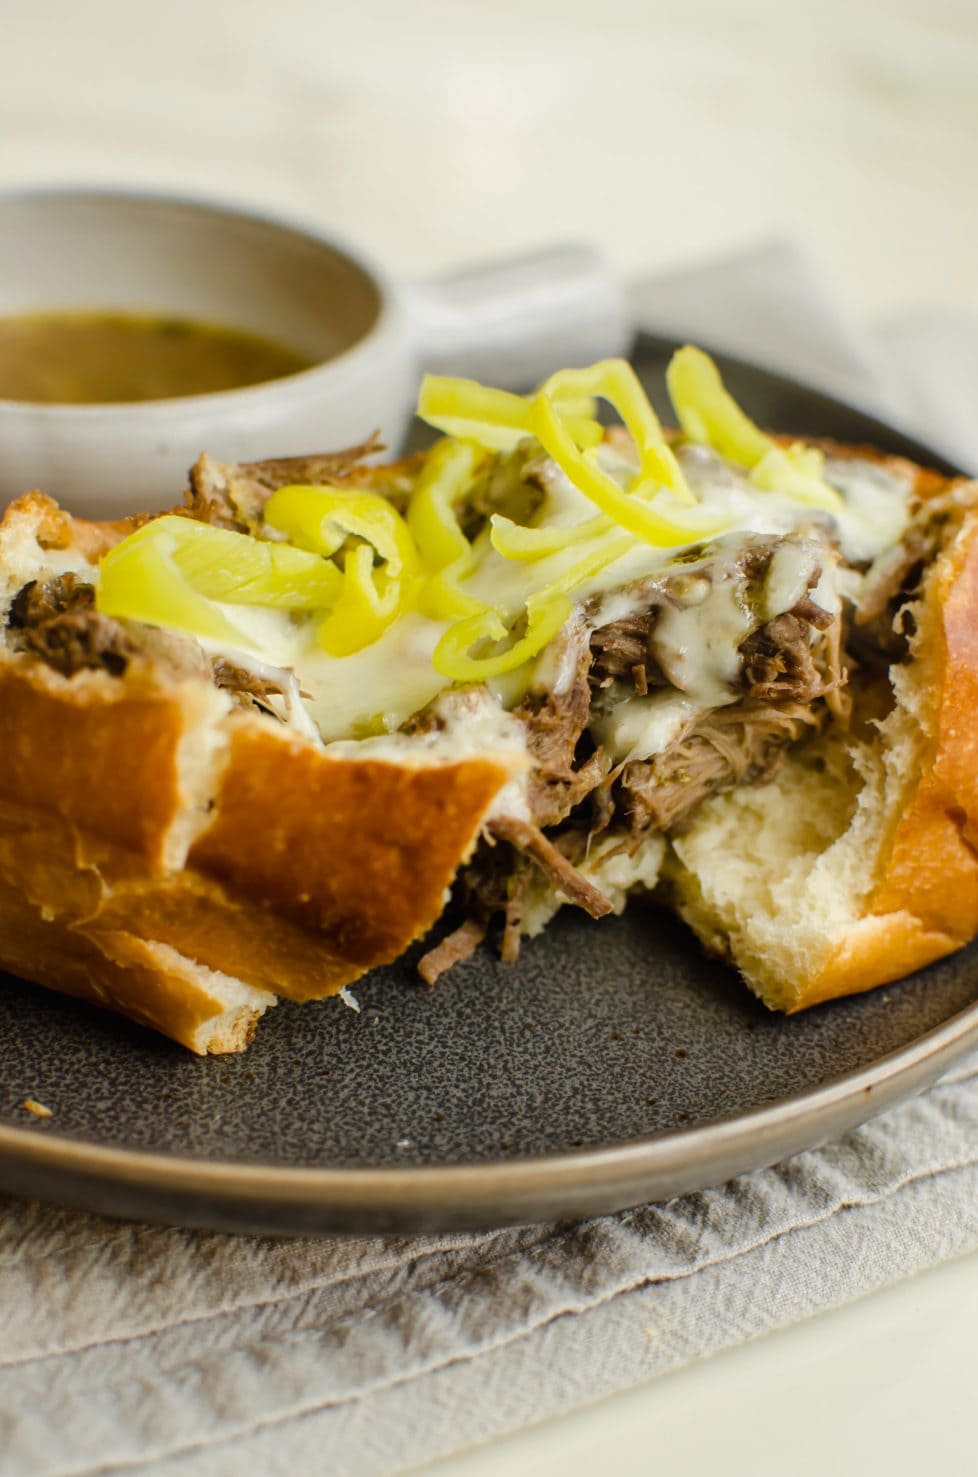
[191,722,514,967]
[0,659,227,872]
[4,440,978,1043]
[664,446,978,1013]
[794,501,978,1008]
[0,870,274,1054]
[0,491,517,1051]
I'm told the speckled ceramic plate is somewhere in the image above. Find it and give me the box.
[0,336,973,1235]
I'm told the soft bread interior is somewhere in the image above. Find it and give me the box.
[664,517,957,1011]
[667,733,891,1008]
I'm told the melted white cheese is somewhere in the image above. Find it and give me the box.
[85,442,913,764]
[591,692,698,766]
[764,542,820,622]
[325,685,532,819]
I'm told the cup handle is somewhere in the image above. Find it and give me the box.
[400,243,631,389]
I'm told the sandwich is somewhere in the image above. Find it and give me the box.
[2,348,976,1053]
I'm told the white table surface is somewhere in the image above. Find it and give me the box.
[4,2,978,1472]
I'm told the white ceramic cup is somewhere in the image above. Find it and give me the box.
[0,189,629,518]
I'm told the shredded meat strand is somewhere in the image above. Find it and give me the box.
[488,815,613,919]
[15,610,136,678]
[512,620,599,828]
[8,573,94,628]
[616,701,825,838]
[212,657,287,705]
[589,611,662,687]
[740,610,830,705]
[418,917,488,985]
[186,438,384,531]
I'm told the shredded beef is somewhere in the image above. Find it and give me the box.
[7,574,211,683]
[589,612,662,689]
[7,576,137,676]
[740,611,829,705]
[187,438,385,532]
[436,537,851,968]
[500,864,531,963]
[418,917,489,985]
[616,701,824,837]
[511,619,602,828]
[600,587,844,840]
[585,535,787,697]
[854,492,962,663]
[487,815,613,919]
[212,657,288,707]
[17,609,138,678]
[8,573,95,628]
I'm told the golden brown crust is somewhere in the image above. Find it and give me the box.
[0,487,515,1047]
[0,796,415,1003]
[0,691,511,1042]
[4,441,977,1043]
[190,720,513,967]
[0,658,221,872]
[0,873,273,1054]
[788,477,978,1009]
[0,488,139,559]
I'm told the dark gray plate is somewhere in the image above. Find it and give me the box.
[0,336,972,1235]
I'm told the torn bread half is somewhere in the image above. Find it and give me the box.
[667,470,978,1009]
[0,490,517,1053]
[2,349,976,1051]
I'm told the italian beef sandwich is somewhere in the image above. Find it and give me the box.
[1,348,976,1053]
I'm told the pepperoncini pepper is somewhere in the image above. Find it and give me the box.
[264,484,420,655]
[96,514,342,647]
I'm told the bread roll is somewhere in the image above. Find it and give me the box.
[3,352,975,1050]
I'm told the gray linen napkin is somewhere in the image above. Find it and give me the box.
[3,244,978,1477]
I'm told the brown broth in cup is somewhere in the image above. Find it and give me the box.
[0,311,312,404]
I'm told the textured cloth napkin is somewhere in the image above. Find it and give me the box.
[3,243,978,1477]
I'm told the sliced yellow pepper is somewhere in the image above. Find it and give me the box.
[539,360,693,504]
[265,484,422,655]
[264,485,420,581]
[489,510,612,561]
[417,377,534,452]
[751,445,844,511]
[407,438,483,573]
[432,593,573,682]
[97,519,253,647]
[318,543,403,657]
[666,346,843,510]
[96,514,341,648]
[418,374,603,452]
[418,553,487,621]
[530,393,730,548]
[666,345,771,466]
[166,517,340,608]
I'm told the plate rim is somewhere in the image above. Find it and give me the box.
[3,988,977,1231]
[2,345,972,1233]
